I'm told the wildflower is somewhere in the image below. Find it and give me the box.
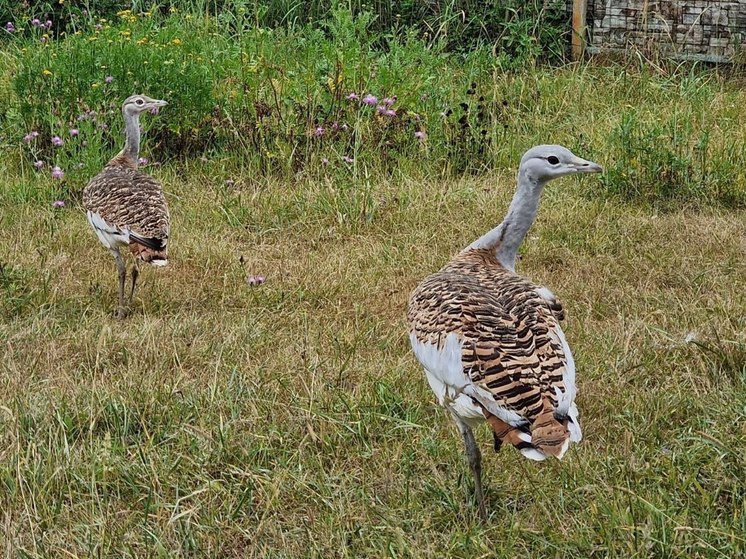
[322,157,329,166]
[138,157,147,166]
[415,131,427,140]
[45,20,52,29]
[51,166,64,179]
[34,160,45,169]
[42,69,52,76]
[246,274,266,286]
[30,18,41,27]
[52,200,65,209]
[314,126,325,137]
[95,24,102,30]
[376,105,386,115]
[382,96,396,107]
[342,155,354,164]
[5,22,15,33]
[362,94,377,106]
[51,136,64,146]
[346,92,359,101]
[149,107,160,115]
[383,109,396,118]
[104,75,113,83]
[225,179,234,187]
[69,128,79,137]
[331,122,339,132]
[23,131,39,142]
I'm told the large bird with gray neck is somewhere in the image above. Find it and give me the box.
[407,145,602,518]
[83,94,169,318]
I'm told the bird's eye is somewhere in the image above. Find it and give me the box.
[135,98,144,105]
[547,156,560,165]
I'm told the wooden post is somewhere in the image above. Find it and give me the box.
[571,0,588,60]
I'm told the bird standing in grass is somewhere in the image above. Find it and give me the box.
[407,145,603,518]
[83,94,169,318]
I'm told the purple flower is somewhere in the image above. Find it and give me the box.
[149,107,160,115]
[331,121,339,132]
[45,20,52,29]
[51,166,64,179]
[382,97,396,107]
[247,274,266,286]
[376,105,386,115]
[362,94,377,106]
[346,92,359,101]
[23,131,38,142]
[415,130,427,140]
[34,160,45,169]
[69,128,79,137]
[342,155,354,164]
[51,136,64,147]
[383,109,396,118]
[314,126,325,137]
[321,157,329,166]
[95,24,103,31]
[138,157,148,166]
[104,75,114,84]
[52,200,65,209]
[5,22,15,33]
[30,18,41,28]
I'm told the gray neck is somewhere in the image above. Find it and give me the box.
[465,167,545,271]
[121,109,140,162]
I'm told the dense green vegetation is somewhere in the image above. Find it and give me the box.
[1,3,746,558]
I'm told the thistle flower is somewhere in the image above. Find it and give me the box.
[34,160,45,169]
[342,155,354,164]
[331,122,339,132]
[383,109,396,118]
[5,22,15,33]
[52,200,65,209]
[138,157,147,166]
[45,20,52,29]
[314,126,325,137]
[346,92,359,101]
[362,94,377,106]
[23,131,39,142]
[104,75,114,83]
[30,18,41,27]
[322,157,329,166]
[69,128,79,137]
[51,166,64,179]
[247,274,266,286]
[382,96,396,107]
[149,107,160,115]
[415,130,427,140]
[51,136,64,146]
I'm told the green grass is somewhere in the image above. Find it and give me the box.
[2,6,746,559]
[2,165,746,557]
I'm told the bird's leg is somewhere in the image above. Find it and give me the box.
[129,261,139,305]
[453,416,486,520]
[113,250,128,319]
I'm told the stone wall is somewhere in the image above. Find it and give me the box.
[585,1,746,61]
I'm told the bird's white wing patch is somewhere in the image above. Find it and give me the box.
[410,332,526,427]
[87,211,129,251]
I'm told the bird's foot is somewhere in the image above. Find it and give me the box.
[115,305,130,319]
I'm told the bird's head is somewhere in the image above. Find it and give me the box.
[519,144,603,184]
[122,94,168,117]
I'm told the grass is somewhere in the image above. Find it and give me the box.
[2,6,746,558]
[2,165,746,557]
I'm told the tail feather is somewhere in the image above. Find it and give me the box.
[129,241,168,266]
[482,398,574,461]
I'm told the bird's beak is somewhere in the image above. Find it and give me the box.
[154,99,168,107]
[571,156,603,174]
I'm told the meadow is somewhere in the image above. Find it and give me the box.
[2,3,746,558]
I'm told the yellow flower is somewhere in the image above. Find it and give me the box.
[169,6,178,13]
[42,69,52,76]
[92,82,100,89]
[171,38,182,45]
